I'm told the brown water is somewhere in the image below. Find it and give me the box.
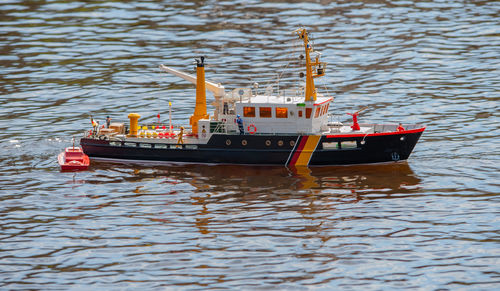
[1,0,499,289]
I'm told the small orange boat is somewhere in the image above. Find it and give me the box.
[58,147,90,171]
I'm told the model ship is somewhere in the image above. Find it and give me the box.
[80,28,425,166]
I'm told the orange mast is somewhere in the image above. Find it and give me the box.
[190,56,209,134]
[294,28,326,102]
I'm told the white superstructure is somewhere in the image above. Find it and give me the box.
[159,27,335,137]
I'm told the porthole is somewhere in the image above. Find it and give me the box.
[226,139,231,146]
[265,140,271,146]
[290,140,295,147]
[242,139,248,146]
[278,140,284,146]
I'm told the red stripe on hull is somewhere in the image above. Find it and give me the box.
[288,136,308,166]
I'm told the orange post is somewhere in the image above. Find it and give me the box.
[128,113,141,137]
[190,56,210,134]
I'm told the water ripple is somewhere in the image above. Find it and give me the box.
[1,0,499,289]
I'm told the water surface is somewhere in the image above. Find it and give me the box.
[1,0,499,289]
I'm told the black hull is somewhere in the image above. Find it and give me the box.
[80,128,424,166]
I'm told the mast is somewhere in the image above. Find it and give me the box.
[294,28,326,102]
[190,56,210,134]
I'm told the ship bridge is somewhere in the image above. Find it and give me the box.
[232,95,333,135]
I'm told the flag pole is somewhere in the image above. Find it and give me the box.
[169,101,173,136]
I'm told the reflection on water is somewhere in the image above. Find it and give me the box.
[90,160,420,194]
[1,0,499,289]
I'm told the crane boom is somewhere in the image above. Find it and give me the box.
[159,64,225,98]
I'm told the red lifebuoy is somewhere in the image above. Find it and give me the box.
[247,124,257,134]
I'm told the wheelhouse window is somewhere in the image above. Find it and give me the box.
[259,107,272,118]
[305,108,312,119]
[275,107,288,118]
[243,106,256,117]
[314,106,320,118]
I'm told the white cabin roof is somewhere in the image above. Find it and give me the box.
[243,95,332,105]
